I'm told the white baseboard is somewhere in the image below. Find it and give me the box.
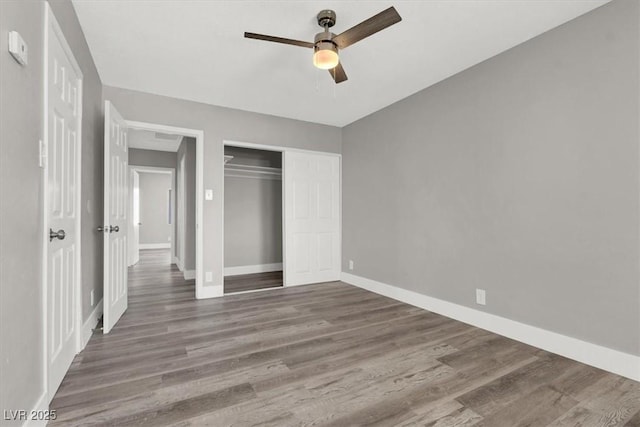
[172,256,179,265]
[81,299,103,350]
[341,272,640,382]
[196,284,223,299]
[183,269,196,280]
[139,243,170,249]
[224,263,283,276]
[22,390,48,427]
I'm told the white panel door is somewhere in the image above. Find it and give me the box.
[103,101,129,333]
[284,151,340,286]
[128,169,140,266]
[46,7,82,398]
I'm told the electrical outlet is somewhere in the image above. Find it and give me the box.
[348,260,354,270]
[90,290,95,306]
[476,289,486,305]
[205,272,213,282]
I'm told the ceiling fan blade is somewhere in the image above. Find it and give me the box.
[329,62,348,84]
[244,32,314,49]
[332,6,402,49]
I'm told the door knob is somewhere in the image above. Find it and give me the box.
[49,228,66,242]
[109,225,120,233]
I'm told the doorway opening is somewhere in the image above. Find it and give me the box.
[127,129,196,285]
[223,145,284,294]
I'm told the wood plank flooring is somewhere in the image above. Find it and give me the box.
[224,271,283,294]
[49,249,640,426]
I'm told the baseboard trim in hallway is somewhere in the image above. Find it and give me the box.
[341,272,640,381]
[81,299,103,350]
[23,391,48,427]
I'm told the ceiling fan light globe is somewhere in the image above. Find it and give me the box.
[313,44,339,70]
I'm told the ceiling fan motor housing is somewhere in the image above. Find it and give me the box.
[317,9,336,28]
[314,31,338,55]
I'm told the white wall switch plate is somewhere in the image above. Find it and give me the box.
[8,31,28,66]
[348,260,354,270]
[476,289,486,305]
[205,272,213,282]
[90,290,95,306]
[205,189,213,200]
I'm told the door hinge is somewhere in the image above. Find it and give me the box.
[39,139,47,168]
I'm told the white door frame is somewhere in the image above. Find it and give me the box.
[129,166,176,260]
[42,1,83,403]
[222,140,342,292]
[125,121,204,298]
[177,154,186,270]
[128,168,141,266]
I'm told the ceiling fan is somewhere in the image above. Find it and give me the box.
[245,6,402,84]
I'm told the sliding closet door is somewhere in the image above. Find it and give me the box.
[284,151,340,286]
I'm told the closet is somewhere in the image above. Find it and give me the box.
[223,146,283,293]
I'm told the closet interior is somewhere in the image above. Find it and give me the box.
[223,146,283,293]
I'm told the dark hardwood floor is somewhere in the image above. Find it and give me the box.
[49,249,640,426]
[224,271,283,294]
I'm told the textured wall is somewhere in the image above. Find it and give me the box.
[129,148,177,169]
[177,137,196,271]
[138,172,172,245]
[342,0,639,355]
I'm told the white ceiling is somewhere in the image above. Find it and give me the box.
[72,0,610,127]
[128,129,182,152]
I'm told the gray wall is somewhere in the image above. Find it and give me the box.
[342,0,639,356]
[129,148,177,169]
[224,148,282,268]
[0,1,46,418]
[138,173,172,245]
[0,0,103,420]
[103,85,342,292]
[177,137,196,271]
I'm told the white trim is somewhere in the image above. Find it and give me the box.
[197,285,223,299]
[224,263,283,276]
[42,2,83,404]
[80,299,103,350]
[139,243,171,249]
[223,139,342,157]
[224,285,284,296]
[172,256,179,265]
[130,166,174,174]
[124,120,204,300]
[22,390,48,427]
[183,269,196,280]
[341,272,640,382]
